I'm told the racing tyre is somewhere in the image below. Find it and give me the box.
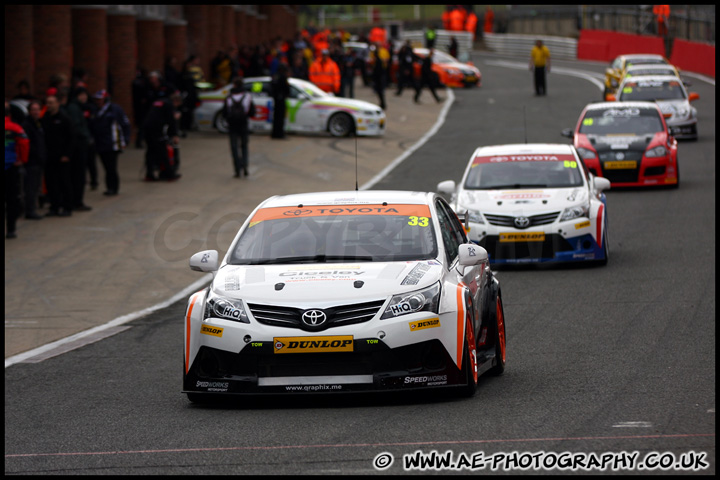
[458,307,478,397]
[489,291,506,376]
[214,111,229,134]
[328,112,354,137]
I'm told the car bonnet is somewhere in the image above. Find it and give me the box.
[458,187,588,216]
[212,260,444,306]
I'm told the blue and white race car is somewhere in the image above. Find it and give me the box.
[183,190,506,401]
[438,143,611,266]
[195,76,386,137]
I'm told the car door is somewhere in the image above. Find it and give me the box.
[245,79,272,133]
[286,84,321,133]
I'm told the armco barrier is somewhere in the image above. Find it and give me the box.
[482,33,578,61]
[670,39,715,78]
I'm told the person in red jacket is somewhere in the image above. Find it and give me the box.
[5,100,30,238]
[309,49,341,94]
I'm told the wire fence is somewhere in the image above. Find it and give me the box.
[503,5,715,45]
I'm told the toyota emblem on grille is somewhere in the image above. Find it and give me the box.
[302,309,327,326]
[514,216,530,229]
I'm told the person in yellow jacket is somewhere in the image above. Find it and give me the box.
[309,49,341,94]
[529,39,551,96]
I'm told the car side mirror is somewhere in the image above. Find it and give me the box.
[561,128,574,138]
[458,243,488,267]
[190,250,219,272]
[594,177,611,193]
[437,180,456,194]
[688,92,699,102]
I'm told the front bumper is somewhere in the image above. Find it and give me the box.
[667,121,697,140]
[468,218,604,264]
[183,339,467,395]
[586,156,678,187]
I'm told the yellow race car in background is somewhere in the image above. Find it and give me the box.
[603,54,669,100]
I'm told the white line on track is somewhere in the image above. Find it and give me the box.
[484,59,605,90]
[4,274,212,368]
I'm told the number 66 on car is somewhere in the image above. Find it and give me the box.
[183,190,507,402]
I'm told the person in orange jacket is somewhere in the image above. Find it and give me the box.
[484,6,494,34]
[653,5,670,37]
[449,7,465,32]
[5,100,31,238]
[465,9,478,41]
[442,6,452,30]
[309,49,341,94]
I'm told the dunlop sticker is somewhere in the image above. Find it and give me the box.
[499,232,545,242]
[575,220,591,229]
[273,336,354,354]
[409,318,441,331]
[200,325,224,337]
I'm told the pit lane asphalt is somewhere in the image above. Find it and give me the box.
[5,52,715,475]
[4,80,448,361]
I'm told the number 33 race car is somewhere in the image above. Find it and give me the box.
[183,190,506,402]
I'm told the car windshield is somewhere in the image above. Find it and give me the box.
[229,204,438,264]
[291,79,328,99]
[626,67,676,77]
[579,107,663,135]
[627,58,667,66]
[432,51,456,63]
[464,154,584,190]
[619,79,686,101]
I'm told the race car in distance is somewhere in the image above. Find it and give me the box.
[195,76,386,137]
[437,144,610,266]
[603,53,669,100]
[390,48,481,88]
[183,190,506,401]
[562,102,679,188]
[622,63,685,84]
[608,75,699,140]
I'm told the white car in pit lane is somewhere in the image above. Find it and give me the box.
[194,76,386,137]
[183,190,506,401]
[611,74,700,140]
[438,143,611,266]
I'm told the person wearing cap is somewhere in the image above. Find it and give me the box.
[20,100,46,220]
[308,49,340,94]
[89,89,131,195]
[142,90,182,181]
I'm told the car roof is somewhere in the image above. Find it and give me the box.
[621,54,666,61]
[582,101,661,111]
[257,190,434,209]
[625,64,676,71]
[472,143,576,157]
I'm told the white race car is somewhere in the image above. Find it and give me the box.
[195,76,386,137]
[611,75,700,140]
[438,144,611,266]
[183,190,506,401]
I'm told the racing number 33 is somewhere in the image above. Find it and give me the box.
[408,216,429,227]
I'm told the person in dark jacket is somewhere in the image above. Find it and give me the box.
[89,90,131,195]
[414,49,443,104]
[370,45,387,110]
[20,100,47,220]
[271,65,290,139]
[75,88,99,190]
[223,78,254,177]
[62,87,92,211]
[131,68,148,148]
[395,41,419,97]
[142,91,182,181]
[41,94,75,216]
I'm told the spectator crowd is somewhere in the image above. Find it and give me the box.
[6,20,470,239]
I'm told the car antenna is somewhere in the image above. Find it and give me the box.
[523,105,528,144]
[355,134,359,191]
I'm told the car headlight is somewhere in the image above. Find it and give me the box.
[560,202,590,222]
[645,145,668,158]
[467,209,485,224]
[380,282,441,320]
[577,147,596,159]
[204,291,250,323]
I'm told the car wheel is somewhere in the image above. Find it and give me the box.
[489,291,506,376]
[214,111,229,134]
[328,112,354,137]
[595,224,609,266]
[671,157,680,189]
